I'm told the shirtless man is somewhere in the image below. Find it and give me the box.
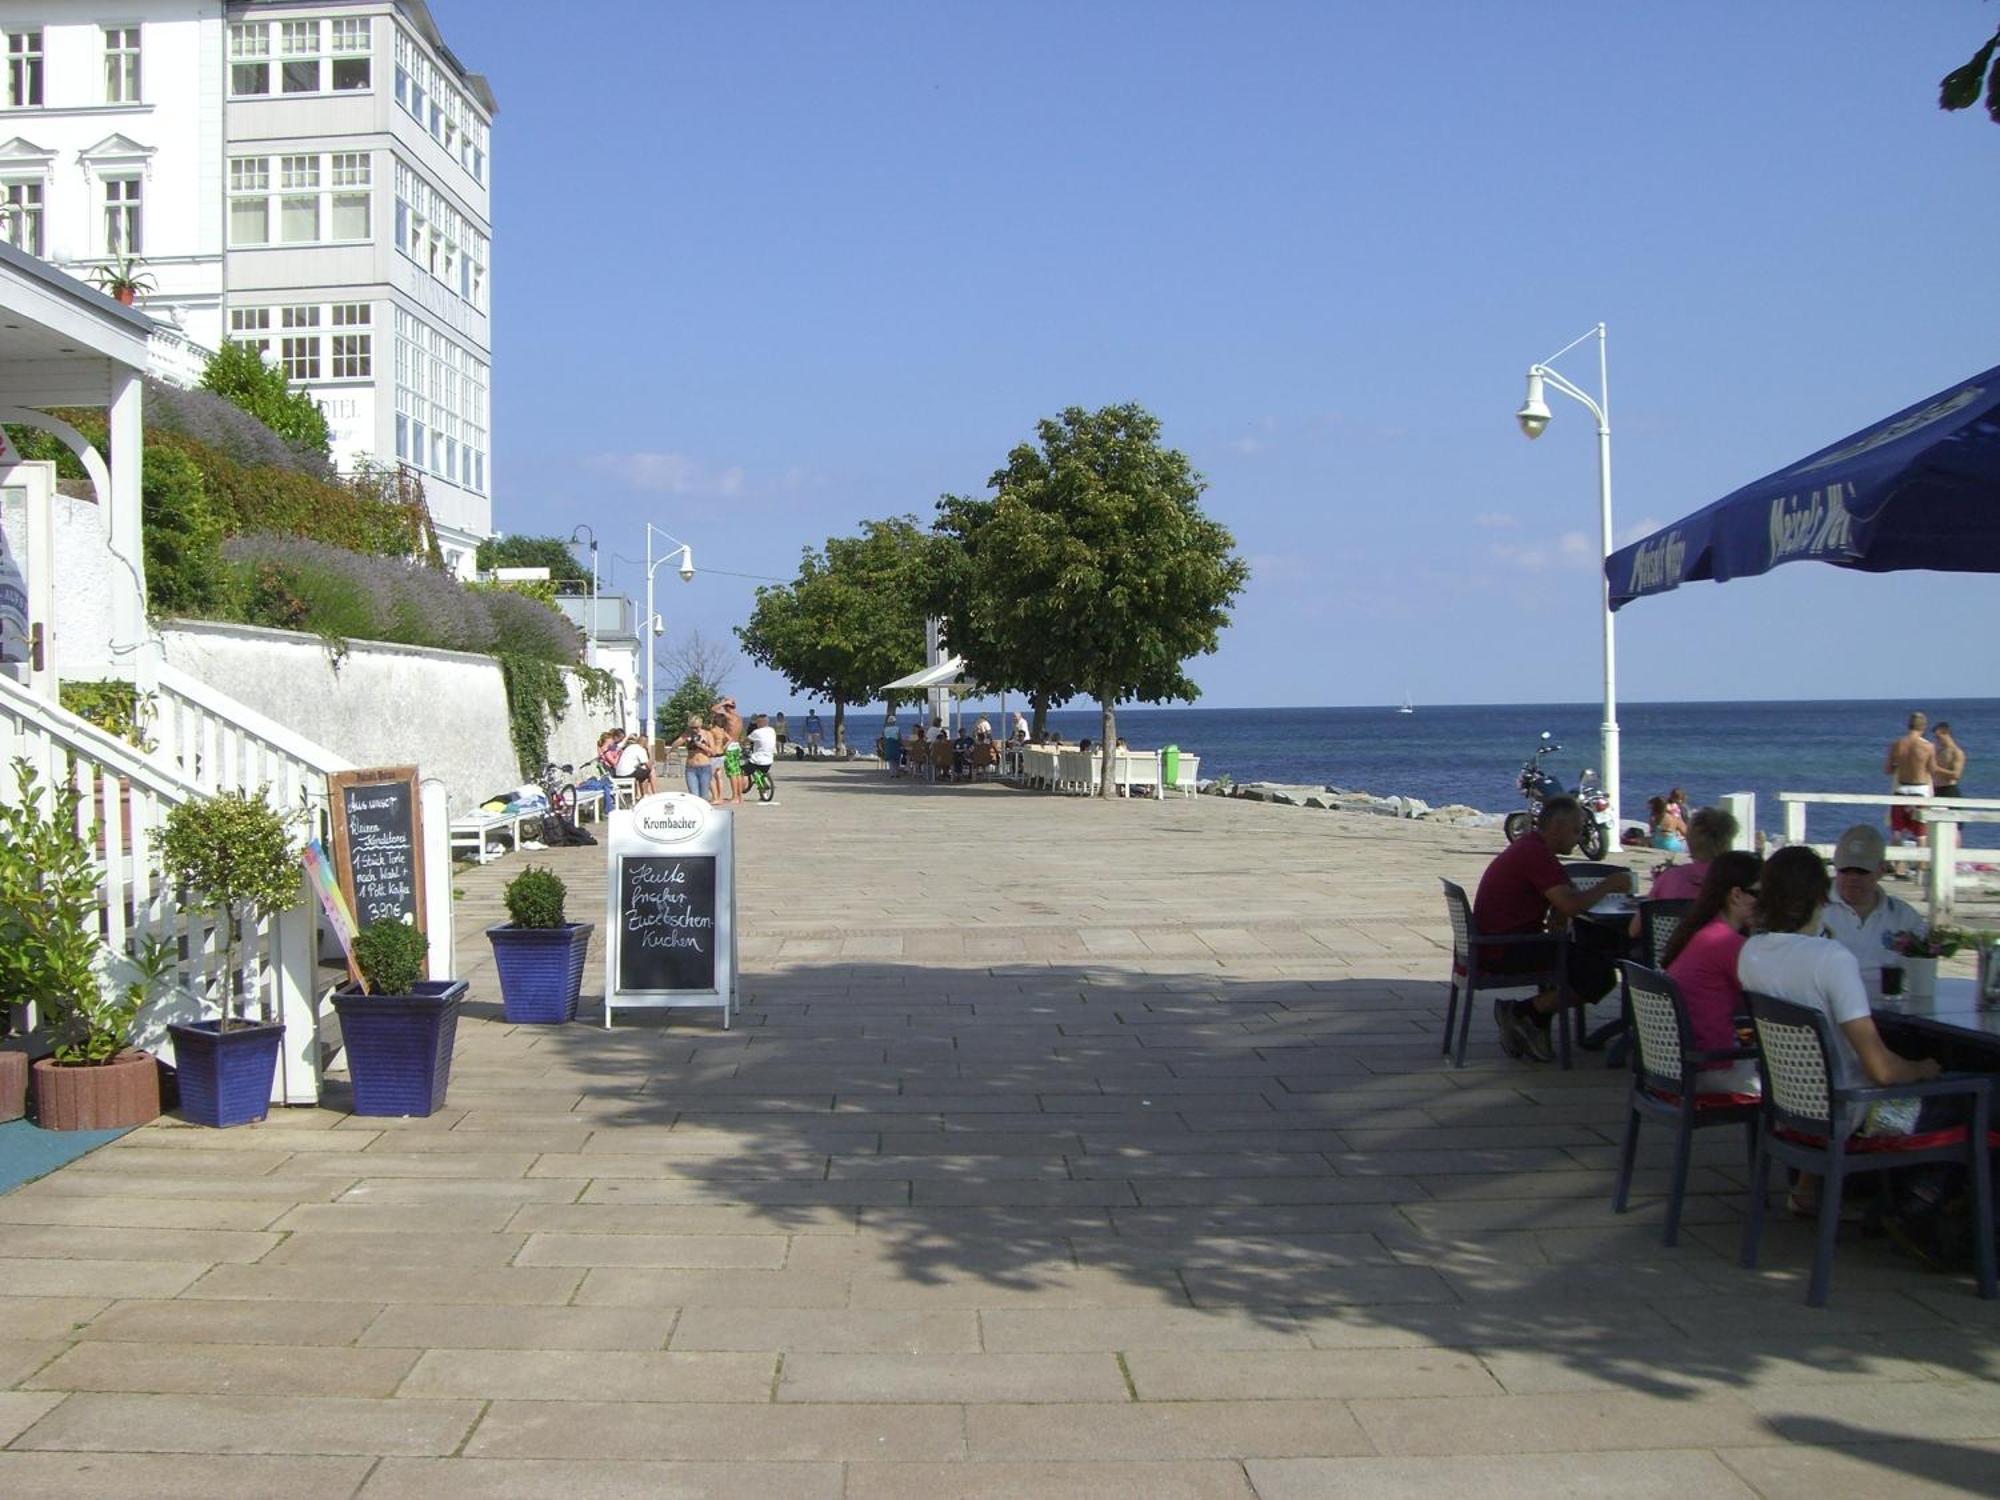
[1885,712,1935,847]
[1933,722,1968,799]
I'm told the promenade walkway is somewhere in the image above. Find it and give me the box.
[2,760,1997,1496]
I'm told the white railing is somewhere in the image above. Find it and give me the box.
[0,670,322,1101]
[1779,791,2000,921]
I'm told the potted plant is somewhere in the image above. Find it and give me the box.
[89,254,155,306]
[158,790,301,1127]
[0,759,166,1130]
[330,919,465,1117]
[487,865,593,1024]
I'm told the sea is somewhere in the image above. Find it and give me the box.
[1008,699,2000,849]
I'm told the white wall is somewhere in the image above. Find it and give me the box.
[157,618,608,815]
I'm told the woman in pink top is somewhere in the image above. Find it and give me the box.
[1659,849,1763,1095]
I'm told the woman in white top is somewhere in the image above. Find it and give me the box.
[1737,845,1949,1238]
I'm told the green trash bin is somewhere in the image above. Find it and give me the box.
[1162,744,1180,791]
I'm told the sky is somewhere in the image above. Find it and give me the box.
[442,0,2000,715]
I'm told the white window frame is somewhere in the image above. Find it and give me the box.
[103,175,141,256]
[104,26,141,104]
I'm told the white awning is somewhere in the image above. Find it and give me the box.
[880,655,972,691]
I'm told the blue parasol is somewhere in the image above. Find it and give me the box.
[1606,361,2000,610]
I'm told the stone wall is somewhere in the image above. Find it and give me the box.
[158,619,607,815]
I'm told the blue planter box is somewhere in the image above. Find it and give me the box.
[166,1020,283,1128]
[331,980,465,1117]
[487,923,593,1024]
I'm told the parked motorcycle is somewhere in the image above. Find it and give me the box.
[1502,732,1609,860]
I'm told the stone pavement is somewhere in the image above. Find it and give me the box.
[3,758,1999,1498]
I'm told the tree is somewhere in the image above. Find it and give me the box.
[1942,24,2000,123]
[736,517,929,752]
[948,403,1248,796]
[199,341,331,461]
[474,534,591,586]
[656,629,736,736]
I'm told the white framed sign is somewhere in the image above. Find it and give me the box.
[604,792,735,1028]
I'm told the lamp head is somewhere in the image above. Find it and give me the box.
[1515,369,1551,440]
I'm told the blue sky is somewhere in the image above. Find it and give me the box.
[450,0,2000,715]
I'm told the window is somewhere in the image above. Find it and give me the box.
[2,181,42,255]
[279,154,319,241]
[6,31,41,109]
[228,156,268,244]
[330,303,371,378]
[331,17,370,90]
[229,22,271,96]
[104,176,140,255]
[330,152,369,238]
[280,21,321,92]
[280,305,320,380]
[104,26,141,103]
[228,306,271,357]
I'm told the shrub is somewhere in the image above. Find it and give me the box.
[351,919,428,996]
[200,341,332,461]
[503,866,568,928]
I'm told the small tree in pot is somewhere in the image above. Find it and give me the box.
[159,789,301,1127]
[487,864,594,1024]
[0,759,167,1130]
[332,917,465,1117]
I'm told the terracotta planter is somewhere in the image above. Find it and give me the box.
[0,1049,25,1122]
[32,1049,160,1131]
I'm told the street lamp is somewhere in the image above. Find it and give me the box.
[1515,321,1621,852]
[643,522,695,738]
[568,524,598,652]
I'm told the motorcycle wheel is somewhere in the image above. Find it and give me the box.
[1579,820,1607,861]
[1502,811,1532,844]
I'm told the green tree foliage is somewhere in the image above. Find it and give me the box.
[474,534,591,586]
[944,403,1248,796]
[1942,24,2000,122]
[736,517,929,752]
[200,341,332,461]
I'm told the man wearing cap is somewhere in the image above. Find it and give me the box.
[1822,823,1927,1001]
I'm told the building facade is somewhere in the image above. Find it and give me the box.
[0,0,495,572]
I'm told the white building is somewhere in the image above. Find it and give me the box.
[0,0,495,572]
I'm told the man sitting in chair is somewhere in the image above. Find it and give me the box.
[1473,795,1634,1062]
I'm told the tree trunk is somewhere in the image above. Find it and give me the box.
[832,699,847,752]
[1031,694,1049,739]
[1097,695,1117,798]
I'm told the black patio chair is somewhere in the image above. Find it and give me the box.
[1439,879,1565,1069]
[1740,990,1998,1308]
[1613,961,1760,1246]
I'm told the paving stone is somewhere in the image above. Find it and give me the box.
[0,1452,377,1499]
[399,1347,775,1402]
[1247,1450,1760,1499]
[10,1391,480,1454]
[466,1399,966,1460]
[779,1351,1128,1402]
[26,1341,419,1397]
[362,1457,844,1498]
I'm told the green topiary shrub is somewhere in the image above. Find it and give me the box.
[503,865,568,929]
[351,919,428,997]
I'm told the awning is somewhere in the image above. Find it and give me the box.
[880,655,974,691]
[1605,359,2000,610]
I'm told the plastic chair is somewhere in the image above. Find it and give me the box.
[1740,989,1997,1307]
[1613,961,1760,1245]
[1438,878,1564,1069]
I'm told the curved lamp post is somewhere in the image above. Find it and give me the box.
[643,523,694,738]
[1515,322,1621,853]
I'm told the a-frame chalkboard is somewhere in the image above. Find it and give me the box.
[328,766,426,935]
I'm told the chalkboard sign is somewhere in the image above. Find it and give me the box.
[329,766,425,935]
[604,792,735,1027]
[616,855,717,992]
